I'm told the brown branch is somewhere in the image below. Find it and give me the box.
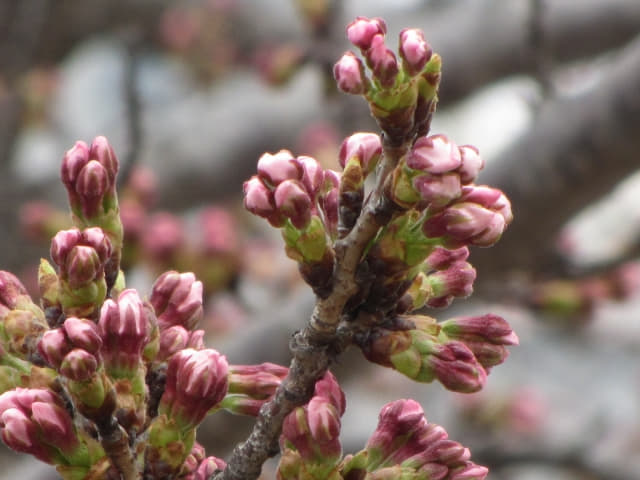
[215,141,407,480]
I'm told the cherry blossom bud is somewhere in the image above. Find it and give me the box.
[61,141,90,188]
[426,261,476,308]
[333,52,369,95]
[75,161,110,215]
[449,463,489,480]
[408,135,462,174]
[157,325,190,361]
[366,34,399,88]
[425,246,470,271]
[60,348,98,381]
[274,180,312,229]
[295,155,324,198]
[89,136,119,184]
[0,271,29,311]
[99,289,150,375]
[338,132,382,174]
[150,271,203,331]
[399,28,431,76]
[160,348,229,429]
[194,456,226,479]
[457,145,484,184]
[228,362,288,399]
[38,328,71,369]
[366,399,426,459]
[346,16,387,50]
[62,317,102,354]
[440,314,518,369]
[427,341,487,393]
[413,172,462,210]
[319,170,340,237]
[257,150,301,186]
[460,185,513,225]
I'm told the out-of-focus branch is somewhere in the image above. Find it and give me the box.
[472,33,640,289]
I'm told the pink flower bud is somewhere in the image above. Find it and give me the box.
[295,155,324,198]
[228,362,288,399]
[413,173,462,209]
[63,317,103,354]
[150,271,203,331]
[50,229,83,267]
[313,371,345,416]
[75,160,110,205]
[50,228,112,285]
[65,246,101,288]
[399,28,431,76]
[0,407,48,461]
[195,456,226,478]
[425,246,469,271]
[99,289,150,374]
[460,185,513,224]
[60,348,98,381]
[274,180,312,229]
[60,141,90,188]
[0,271,29,311]
[244,176,277,218]
[408,135,462,174]
[366,399,426,456]
[346,16,387,50]
[426,261,476,308]
[160,348,229,428]
[257,150,301,186]
[338,132,382,174]
[457,145,484,184]
[428,341,487,393]
[38,329,71,369]
[449,462,489,480]
[158,325,190,361]
[366,34,399,87]
[89,136,119,184]
[318,170,340,236]
[333,52,368,95]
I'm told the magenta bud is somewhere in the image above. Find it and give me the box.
[425,247,469,271]
[313,371,345,416]
[460,185,513,225]
[0,271,29,311]
[63,317,103,354]
[413,173,462,209]
[274,180,312,229]
[196,456,226,478]
[75,160,110,200]
[150,271,204,331]
[257,150,301,186]
[187,329,205,350]
[38,329,71,369]
[66,246,101,288]
[50,229,83,267]
[333,52,368,95]
[408,135,462,174]
[244,176,277,218]
[457,145,484,184]
[295,155,324,198]
[100,289,149,353]
[399,28,432,76]
[366,399,427,455]
[0,407,47,461]
[60,141,90,188]
[228,362,288,399]
[428,341,487,393]
[306,396,341,452]
[157,325,190,361]
[449,462,489,480]
[346,16,387,50]
[427,261,476,306]
[366,34,399,87]
[161,348,229,428]
[338,132,382,173]
[89,136,119,183]
[60,348,98,381]
[422,203,505,248]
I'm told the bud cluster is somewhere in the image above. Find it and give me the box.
[360,314,518,393]
[244,150,340,295]
[222,362,289,416]
[341,399,489,480]
[335,17,440,141]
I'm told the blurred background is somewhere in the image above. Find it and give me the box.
[1,0,640,478]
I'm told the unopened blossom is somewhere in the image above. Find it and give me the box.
[408,135,462,174]
[333,52,369,95]
[425,246,470,271]
[426,260,477,308]
[257,150,301,186]
[457,145,484,184]
[228,362,289,399]
[399,28,432,76]
[440,314,518,369]
[99,289,150,376]
[346,16,387,50]
[366,34,399,88]
[150,271,203,331]
[159,348,229,429]
[338,132,382,174]
[427,341,487,393]
[274,180,312,229]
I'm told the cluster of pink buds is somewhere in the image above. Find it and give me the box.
[179,442,226,480]
[0,388,105,474]
[278,372,345,479]
[47,227,112,319]
[244,150,340,295]
[335,17,440,141]
[360,314,517,393]
[341,399,488,480]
